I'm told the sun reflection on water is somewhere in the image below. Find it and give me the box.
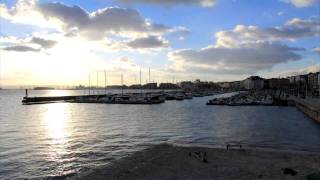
[44,103,70,140]
[43,103,72,164]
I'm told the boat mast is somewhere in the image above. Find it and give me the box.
[104,70,107,95]
[140,69,142,94]
[121,73,124,95]
[96,71,99,95]
[149,67,150,84]
[88,74,91,95]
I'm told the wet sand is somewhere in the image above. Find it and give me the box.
[73,144,320,180]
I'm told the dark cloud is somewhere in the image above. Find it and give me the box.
[31,37,57,48]
[169,42,304,74]
[126,36,169,49]
[4,45,40,52]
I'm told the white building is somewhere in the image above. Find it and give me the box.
[244,76,264,90]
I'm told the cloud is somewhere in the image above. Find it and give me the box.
[282,0,319,7]
[168,42,304,74]
[126,36,169,49]
[0,0,182,53]
[106,36,169,50]
[1,36,57,52]
[31,37,57,49]
[0,1,176,40]
[215,18,320,47]
[167,17,316,75]
[35,2,172,39]
[118,0,216,7]
[3,45,40,52]
[314,47,320,54]
[277,63,320,77]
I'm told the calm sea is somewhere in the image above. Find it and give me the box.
[0,89,320,179]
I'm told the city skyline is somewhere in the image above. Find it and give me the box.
[0,0,319,87]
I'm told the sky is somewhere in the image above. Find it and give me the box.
[0,0,319,87]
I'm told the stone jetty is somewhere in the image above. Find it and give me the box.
[294,98,320,123]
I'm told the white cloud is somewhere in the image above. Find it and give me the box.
[36,3,172,39]
[215,18,320,48]
[282,0,318,7]
[0,0,181,51]
[314,47,320,54]
[118,0,216,7]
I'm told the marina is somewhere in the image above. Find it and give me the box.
[206,91,294,106]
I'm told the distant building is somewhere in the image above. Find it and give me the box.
[308,72,320,96]
[179,81,196,90]
[288,76,296,84]
[195,80,218,90]
[129,84,142,89]
[159,83,179,89]
[217,82,231,89]
[143,83,157,89]
[107,85,128,89]
[265,78,290,89]
[244,76,264,90]
[308,72,320,87]
[229,81,243,90]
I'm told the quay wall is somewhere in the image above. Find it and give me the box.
[295,99,320,123]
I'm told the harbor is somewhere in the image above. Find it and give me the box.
[1,0,319,179]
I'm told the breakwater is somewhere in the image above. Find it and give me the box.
[21,91,216,105]
[295,98,320,123]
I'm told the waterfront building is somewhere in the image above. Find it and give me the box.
[229,81,243,90]
[217,82,231,89]
[159,83,179,89]
[179,81,196,90]
[143,83,157,89]
[265,78,290,90]
[308,72,320,97]
[244,76,264,90]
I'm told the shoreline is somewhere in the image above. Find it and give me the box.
[72,143,320,180]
